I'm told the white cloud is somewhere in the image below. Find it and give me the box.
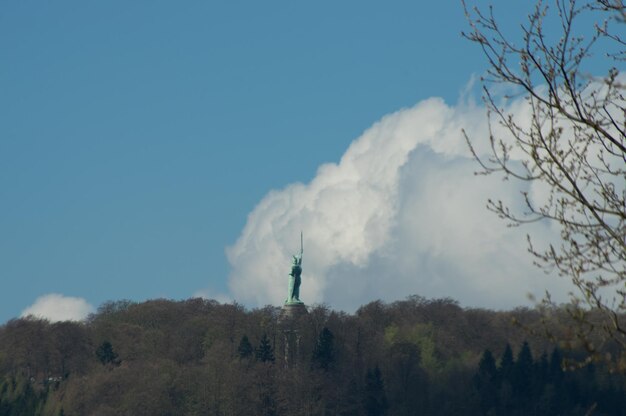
[21,293,94,322]
[192,288,232,304]
[226,95,578,311]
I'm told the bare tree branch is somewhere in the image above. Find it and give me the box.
[463,0,626,369]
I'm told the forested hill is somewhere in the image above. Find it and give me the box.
[1,296,625,416]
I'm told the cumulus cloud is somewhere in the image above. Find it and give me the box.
[21,293,94,322]
[226,95,576,311]
[192,288,232,304]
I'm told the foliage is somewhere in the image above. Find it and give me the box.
[238,335,254,359]
[364,366,388,416]
[256,333,275,363]
[311,327,334,370]
[0,297,625,415]
[95,341,119,366]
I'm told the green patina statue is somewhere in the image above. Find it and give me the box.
[286,232,304,305]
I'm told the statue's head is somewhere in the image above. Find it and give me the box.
[292,255,301,265]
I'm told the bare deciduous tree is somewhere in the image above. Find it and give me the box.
[462,0,626,366]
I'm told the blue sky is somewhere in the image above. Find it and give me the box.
[1,1,590,322]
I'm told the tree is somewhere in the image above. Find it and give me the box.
[549,347,565,382]
[386,342,427,416]
[238,335,254,360]
[311,327,335,370]
[478,349,498,380]
[364,366,388,416]
[255,334,274,363]
[499,344,515,382]
[95,341,119,366]
[512,342,534,397]
[463,0,626,366]
[50,321,91,377]
[474,349,499,414]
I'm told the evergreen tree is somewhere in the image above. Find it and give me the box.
[499,343,515,383]
[364,366,388,416]
[255,334,274,363]
[549,347,563,382]
[478,349,497,380]
[498,343,516,414]
[536,351,549,385]
[238,335,253,359]
[311,327,335,370]
[474,349,498,414]
[548,347,568,414]
[95,341,119,366]
[513,341,534,396]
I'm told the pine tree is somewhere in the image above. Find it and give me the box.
[513,341,534,396]
[549,348,563,383]
[364,366,388,416]
[474,349,498,414]
[95,341,119,366]
[536,352,549,385]
[238,335,253,359]
[311,327,335,370]
[498,343,516,414]
[478,349,497,379]
[255,334,274,363]
[499,343,515,383]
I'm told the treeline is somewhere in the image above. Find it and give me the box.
[0,296,625,415]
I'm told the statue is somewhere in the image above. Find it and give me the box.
[286,232,304,304]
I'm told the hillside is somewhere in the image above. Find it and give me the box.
[1,296,625,415]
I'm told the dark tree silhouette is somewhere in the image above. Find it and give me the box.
[238,335,254,359]
[95,341,119,366]
[474,349,499,413]
[499,343,515,382]
[311,327,335,370]
[255,334,274,363]
[513,341,534,396]
[364,366,388,416]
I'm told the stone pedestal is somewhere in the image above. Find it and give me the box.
[279,303,307,367]
[279,303,307,322]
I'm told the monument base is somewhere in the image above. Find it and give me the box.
[279,303,307,322]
